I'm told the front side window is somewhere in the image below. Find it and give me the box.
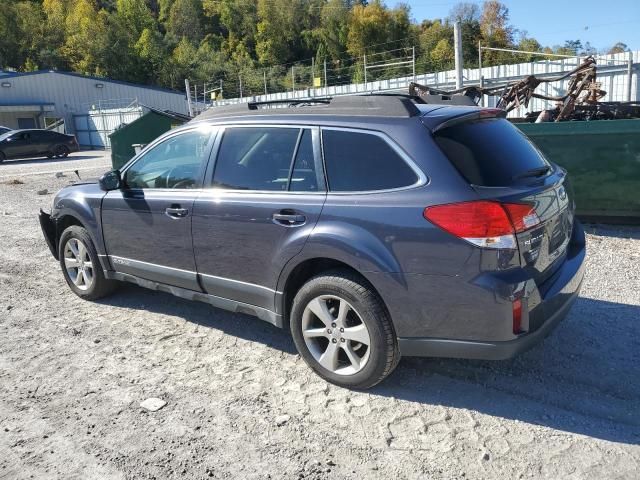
[212,127,320,192]
[322,129,419,192]
[124,129,212,189]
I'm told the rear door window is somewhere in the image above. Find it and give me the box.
[212,127,321,192]
[434,118,550,187]
[321,129,419,192]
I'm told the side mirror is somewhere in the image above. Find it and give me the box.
[99,170,121,191]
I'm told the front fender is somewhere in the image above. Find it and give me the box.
[50,183,107,259]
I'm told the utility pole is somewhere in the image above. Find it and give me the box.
[324,59,328,88]
[185,78,193,117]
[311,57,315,89]
[627,51,634,102]
[239,73,243,99]
[453,21,463,89]
[291,66,295,92]
[363,54,367,88]
[264,71,268,95]
[412,46,416,83]
[478,41,484,106]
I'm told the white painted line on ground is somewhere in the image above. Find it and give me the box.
[0,164,111,179]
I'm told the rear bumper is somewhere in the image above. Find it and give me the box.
[398,221,586,360]
[39,209,58,259]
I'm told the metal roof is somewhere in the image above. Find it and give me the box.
[0,70,183,95]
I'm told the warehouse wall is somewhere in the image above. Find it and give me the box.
[0,71,187,133]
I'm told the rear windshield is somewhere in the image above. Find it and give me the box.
[434,118,550,186]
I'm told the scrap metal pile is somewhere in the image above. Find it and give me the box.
[409,56,640,122]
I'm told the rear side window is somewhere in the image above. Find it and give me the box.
[213,127,320,192]
[434,118,550,187]
[322,129,418,192]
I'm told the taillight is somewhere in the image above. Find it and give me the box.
[423,200,540,249]
[512,298,523,334]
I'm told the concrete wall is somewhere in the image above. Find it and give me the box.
[0,71,187,133]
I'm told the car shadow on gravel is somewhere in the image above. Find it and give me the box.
[96,284,297,355]
[97,286,638,445]
[373,297,640,445]
[584,224,640,239]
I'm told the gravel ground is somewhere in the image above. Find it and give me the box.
[1,153,639,479]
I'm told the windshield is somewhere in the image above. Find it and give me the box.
[0,131,14,141]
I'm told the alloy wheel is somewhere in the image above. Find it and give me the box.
[63,238,94,291]
[301,295,371,375]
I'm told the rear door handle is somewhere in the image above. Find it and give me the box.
[272,212,306,226]
[165,206,189,218]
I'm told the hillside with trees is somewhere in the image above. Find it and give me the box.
[0,0,631,97]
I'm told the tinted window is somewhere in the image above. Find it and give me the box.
[322,130,418,192]
[125,129,212,189]
[434,118,550,187]
[289,129,320,192]
[213,127,299,191]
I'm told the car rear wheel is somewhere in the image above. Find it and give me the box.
[54,145,70,158]
[0,151,5,163]
[290,270,400,389]
[58,225,117,300]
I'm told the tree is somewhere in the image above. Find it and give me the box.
[167,0,204,44]
[479,0,514,65]
[608,42,629,54]
[63,0,109,75]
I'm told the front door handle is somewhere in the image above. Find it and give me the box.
[272,211,306,226]
[165,206,189,218]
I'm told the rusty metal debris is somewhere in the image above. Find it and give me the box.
[409,56,639,122]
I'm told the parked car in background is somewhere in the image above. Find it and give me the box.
[0,129,79,163]
[39,95,586,389]
[0,126,12,136]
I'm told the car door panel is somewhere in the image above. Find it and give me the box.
[192,192,325,309]
[101,127,216,291]
[192,126,326,311]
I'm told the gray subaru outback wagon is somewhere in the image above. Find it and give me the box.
[39,95,586,389]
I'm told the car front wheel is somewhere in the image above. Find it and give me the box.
[290,270,400,389]
[58,225,117,300]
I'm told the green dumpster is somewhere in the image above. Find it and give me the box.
[516,119,640,222]
[110,109,190,170]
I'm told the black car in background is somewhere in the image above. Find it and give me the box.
[0,129,79,162]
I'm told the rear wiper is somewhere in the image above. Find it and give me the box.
[512,165,551,180]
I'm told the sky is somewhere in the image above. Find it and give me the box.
[394,0,640,52]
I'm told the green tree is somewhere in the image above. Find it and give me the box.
[63,0,109,74]
[167,0,204,44]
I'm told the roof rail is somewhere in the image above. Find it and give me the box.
[195,93,424,120]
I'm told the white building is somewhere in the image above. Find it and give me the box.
[0,70,187,135]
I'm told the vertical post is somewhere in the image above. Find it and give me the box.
[264,70,268,95]
[291,66,295,92]
[239,73,243,99]
[311,57,315,90]
[324,59,328,88]
[478,41,484,107]
[412,46,416,83]
[220,79,223,99]
[185,78,194,117]
[627,51,634,102]
[363,54,367,88]
[453,21,463,90]
[194,84,197,113]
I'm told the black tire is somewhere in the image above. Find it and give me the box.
[58,225,117,300]
[290,269,400,389]
[46,153,54,159]
[0,151,5,163]
[54,144,70,158]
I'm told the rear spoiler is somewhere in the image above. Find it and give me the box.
[431,108,506,133]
